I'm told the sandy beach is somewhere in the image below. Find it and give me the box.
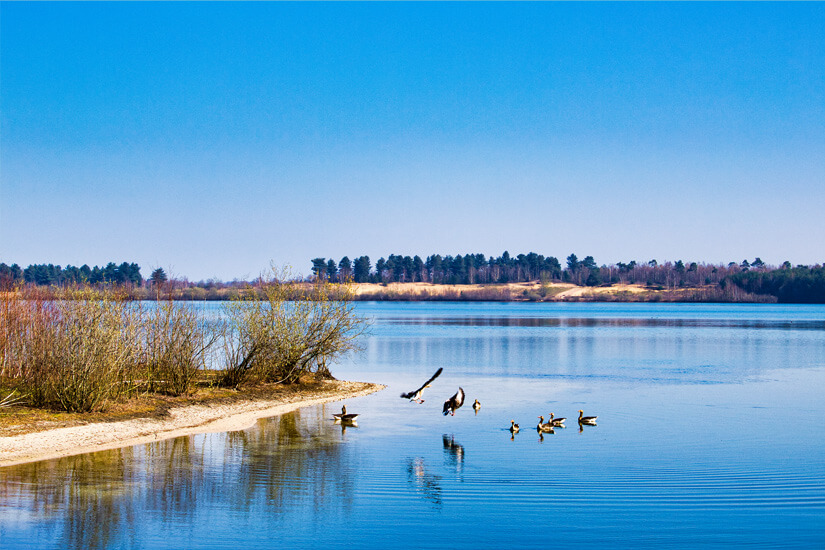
[0,380,384,468]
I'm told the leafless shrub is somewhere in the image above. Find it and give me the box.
[220,268,368,387]
[143,300,223,396]
[14,287,142,412]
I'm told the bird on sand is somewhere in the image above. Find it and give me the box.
[400,367,443,403]
[442,387,465,416]
[332,405,359,422]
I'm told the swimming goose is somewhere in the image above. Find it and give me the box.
[578,410,598,424]
[509,420,520,433]
[332,405,359,422]
[536,416,554,432]
[442,387,465,416]
[472,399,481,412]
[400,367,443,403]
[549,412,566,426]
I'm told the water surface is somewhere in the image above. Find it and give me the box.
[1,302,824,548]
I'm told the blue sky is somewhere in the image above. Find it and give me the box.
[1,2,823,281]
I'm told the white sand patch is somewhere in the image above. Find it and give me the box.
[0,381,384,467]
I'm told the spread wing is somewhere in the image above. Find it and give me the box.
[400,367,443,398]
[442,387,465,415]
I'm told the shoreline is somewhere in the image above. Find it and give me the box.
[0,380,384,468]
[3,281,783,303]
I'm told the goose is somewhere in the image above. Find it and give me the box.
[442,387,465,416]
[332,405,359,422]
[536,416,554,432]
[578,410,598,424]
[472,399,481,412]
[549,412,566,426]
[509,420,520,433]
[400,367,443,403]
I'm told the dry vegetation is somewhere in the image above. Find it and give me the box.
[0,272,368,416]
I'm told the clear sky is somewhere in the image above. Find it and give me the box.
[1,2,823,281]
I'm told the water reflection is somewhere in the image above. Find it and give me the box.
[334,419,358,439]
[364,328,820,386]
[578,420,598,434]
[0,409,359,548]
[381,316,825,330]
[405,457,442,507]
[442,434,465,476]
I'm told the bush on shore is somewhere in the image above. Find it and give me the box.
[0,274,368,413]
[220,271,367,387]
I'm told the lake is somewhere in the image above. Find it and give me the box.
[1,302,824,548]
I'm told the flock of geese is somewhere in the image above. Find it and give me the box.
[333,367,599,436]
[509,410,598,435]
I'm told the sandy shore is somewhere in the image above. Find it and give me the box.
[0,380,384,468]
[352,281,653,299]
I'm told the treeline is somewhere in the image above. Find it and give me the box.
[310,253,825,303]
[310,252,772,287]
[2,255,822,303]
[311,252,564,284]
[0,262,142,288]
[723,266,825,304]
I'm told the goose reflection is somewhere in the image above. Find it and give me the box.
[537,428,555,443]
[578,421,598,433]
[442,434,465,474]
[338,419,358,438]
[405,457,442,506]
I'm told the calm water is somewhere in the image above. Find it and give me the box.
[2,302,824,549]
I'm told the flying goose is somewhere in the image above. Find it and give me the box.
[442,387,465,416]
[400,367,443,403]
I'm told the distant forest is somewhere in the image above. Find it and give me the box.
[309,253,825,303]
[0,262,143,287]
[1,253,824,303]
